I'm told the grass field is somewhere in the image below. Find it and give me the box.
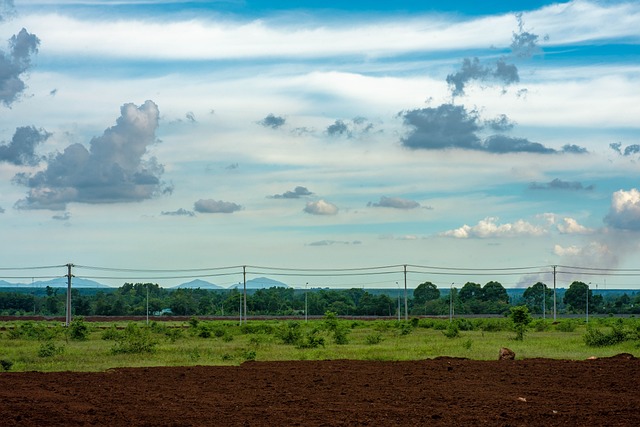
[1,316,638,372]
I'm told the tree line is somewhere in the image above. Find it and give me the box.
[0,280,638,317]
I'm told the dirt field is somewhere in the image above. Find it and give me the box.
[1,356,639,426]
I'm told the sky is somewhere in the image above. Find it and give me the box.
[1,0,640,289]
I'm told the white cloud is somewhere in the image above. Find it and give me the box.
[304,199,338,215]
[556,217,593,234]
[441,217,548,238]
[604,188,640,231]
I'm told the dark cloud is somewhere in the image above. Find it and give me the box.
[270,186,313,199]
[561,144,588,154]
[400,104,482,150]
[610,142,640,157]
[161,208,195,217]
[194,199,241,214]
[326,119,348,136]
[1,28,40,107]
[258,113,285,129]
[484,135,554,154]
[446,15,543,97]
[368,196,420,210]
[401,104,587,154]
[15,100,168,210]
[185,112,196,123]
[529,178,594,191]
[0,126,50,166]
[0,206,4,213]
[511,13,545,59]
[485,114,515,132]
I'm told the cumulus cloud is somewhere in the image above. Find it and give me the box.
[194,199,242,214]
[161,208,195,217]
[258,113,285,129]
[604,188,640,231]
[511,13,545,59]
[1,28,40,107]
[0,126,51,166]
[304,199,338,215]
[556,217,593,234]
[529,178,594,191]
[368,196,420,210]
[14,100,168,210]
[441,217,548,238]
[400,104,482,150]
[270,186,313,199]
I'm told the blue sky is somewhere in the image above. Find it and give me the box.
[1,0,640,289]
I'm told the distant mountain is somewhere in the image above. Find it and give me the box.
[0,277,112,288]
[230,277,290,289]
[171,279,224,290]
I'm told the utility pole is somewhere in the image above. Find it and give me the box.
[243,266,247,324]
[553,265,557,321]
[305,282,308,323]
[65,263,74,327]
[403,265,408,321]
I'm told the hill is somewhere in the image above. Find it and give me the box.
[171,279,224,290]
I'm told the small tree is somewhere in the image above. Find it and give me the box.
[510,305,532,341]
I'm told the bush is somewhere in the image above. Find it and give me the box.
[531,319,550,332]
[324,311,350,345]
[297,329,325,349]
[584,320,635,347]
[277,321,302,345]
[67,317,90,341]
[442,322,460,338]
[8,321,61,341]
[38,341,65,358]
[110,323,158,355]
[510,306,532,341]
[365,333,383,345]
[556,320,577,332]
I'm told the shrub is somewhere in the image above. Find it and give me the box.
[531,319,550,332]
[110,323,158,355]
[556,320,577,332]
[38,341,65,358]
[277,321,302,345]
[67,317,90,341]
[8,321,61,341]
[324,311,350,345]
[297,329,325,349]
[442,322,460,338]
[365,333,383,345]
[584,320,635,347]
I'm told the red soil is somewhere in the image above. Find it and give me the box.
[1,356,638,426]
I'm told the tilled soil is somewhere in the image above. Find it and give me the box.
[1,356,639,426]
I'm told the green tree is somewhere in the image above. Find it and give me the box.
[510,305,532,340]
[482,281,509,303]
[563,281,591,313]
[523,282,552,314]
[458,282,482,302]
[413,282,441,305]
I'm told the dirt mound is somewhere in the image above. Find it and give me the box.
[1,359,639,426]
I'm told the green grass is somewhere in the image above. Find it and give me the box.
[0,317,638,372]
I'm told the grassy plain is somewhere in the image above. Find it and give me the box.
[0,316,638,372]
